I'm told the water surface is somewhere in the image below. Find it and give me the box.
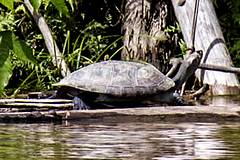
[0,122,240,159]
[1,95,240,159]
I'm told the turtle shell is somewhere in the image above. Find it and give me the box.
[53,60,175,97]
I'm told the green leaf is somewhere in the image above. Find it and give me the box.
[12,35,37,64]
[0,31,12,66]
[0,31,13,94]
[30,0,42,12]
[42,0,50,10]
[0,0,14,11]
[0,57,12,94]
[68,0,74,12]
[50,0,70,17]
[0,31,13,51]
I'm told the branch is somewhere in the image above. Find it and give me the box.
[0,98,73,109]
[24,0,70,77]
[171,59,240,74]
[198,63,240,74]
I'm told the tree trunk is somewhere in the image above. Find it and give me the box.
[171,0,239,95]
[24,0,70,77]
[121,0,178,72]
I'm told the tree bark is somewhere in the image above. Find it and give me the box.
[171,0,239,95]
[24,0,70,77]
[121,0,177,72]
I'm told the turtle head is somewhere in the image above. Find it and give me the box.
[171,51,202,89]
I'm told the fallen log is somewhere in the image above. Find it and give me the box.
[0,105,240,123]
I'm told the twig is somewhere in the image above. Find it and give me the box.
[0,99,72,103]
[0,103,73,108]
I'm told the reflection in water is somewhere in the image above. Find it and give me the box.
[0,122,239,159]
[200,95,240,107]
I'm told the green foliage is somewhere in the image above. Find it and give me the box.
[0,0,122,95]
[0,0,14,11]
[49,0,69,17]
[10,51,59,95]
[0,0,239,97]
[0,12,15,31]
[165,24,181,33]
[0,31,13,94]
[12,35,37,64]
[30,0,42,12]
[215,0,240,67]
[0,31,36,95]
[30,0,69,17]
[0,9,36,96]
[0,58,12,94]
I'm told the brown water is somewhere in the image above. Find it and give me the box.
[0,96,240,160]
[0,122,240,159]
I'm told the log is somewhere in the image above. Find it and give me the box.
[1,105,240,123]
[0,111,62,122]
[171,0,240,95]
[57,105,240,123]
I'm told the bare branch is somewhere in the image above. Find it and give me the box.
[24,0,70,77]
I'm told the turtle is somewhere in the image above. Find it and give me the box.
[52,51,202,109]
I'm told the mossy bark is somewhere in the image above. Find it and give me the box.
[121,0,179,72]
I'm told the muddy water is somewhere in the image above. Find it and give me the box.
[0,96,240,159]
[0,122,240,159]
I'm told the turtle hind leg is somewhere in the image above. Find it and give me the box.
[48,90,90,110]
[73,97,90,110]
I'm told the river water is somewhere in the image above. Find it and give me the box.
[0,122,240,159]
[0,96,240,159]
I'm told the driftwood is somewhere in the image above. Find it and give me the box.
[58,105,240,122]
[0,99,73,109]
[171,0,239,95]
[24,0,70,77]
[0,105,240,123]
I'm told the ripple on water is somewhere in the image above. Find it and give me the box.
[0,122,239,159]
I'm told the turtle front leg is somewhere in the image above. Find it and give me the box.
[172,91,187,105]
[73,97,90,110]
